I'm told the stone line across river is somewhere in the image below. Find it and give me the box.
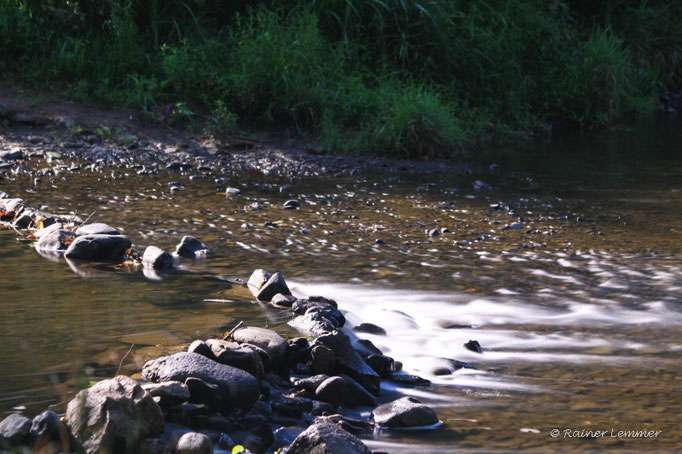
[0,191,466,454]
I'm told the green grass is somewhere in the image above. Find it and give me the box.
[0,0,679,158]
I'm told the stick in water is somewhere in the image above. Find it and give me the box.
[115,343,135,376]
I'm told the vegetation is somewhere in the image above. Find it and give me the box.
[0,0,680,158]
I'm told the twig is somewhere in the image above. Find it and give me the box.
[115,343,135,376]
[224,321,245,340]
[81,210,97,226]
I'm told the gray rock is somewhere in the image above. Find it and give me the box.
[174,236,213,259]
[338,374,377,408]
[0,413,31,445]
[273,427,304,451]
[30,410,72,454]
[35,229,77,252]
[187,340,217,361]
[292,296,338,314]
[175,432,213,454]
[11,210,33,229]
[65,375,164,454]
[247,269,291,301]
[310,345,335,375]
[240,343,272,373]
[184,377,222,411]
[292,375,330,392]
[140,437,171,454]
[76,223,121,236]
[142,245,174,270]
[64,234,131,260]
[230,327,288,367]
[371,396,439,428]
[0,148,23,160]
[313,331,380,395]
[305,305,345,327]
[225,187,241,196]
[283,200,300,210]
[352,323,386,335]
[141,352,259,412]
[271,293,297,307]
[315,376,346,407]
[32,222,62,239]
[288,312,336,337]
[205,339,264,379]
[286,422,372,454]
[365,354,397,377]
[141,381,190,407]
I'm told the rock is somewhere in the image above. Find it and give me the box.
[32,222,63,239]
[0,198,24,216]
[387,373,431,387]
[247,270,291,301]
[184,377,222,411]
[305,305,345,328]
[0,413,31,445]
[205,339,264,379]
[271,293,297,308]
[283,200,300,210]
[365,355,397,377]
[292,375,330,393]
[230,327,288,367]
[286,422,372,454]
[141,352,259,412]
[241,343,273,373]
[187,340,218,361]
[65,375,164,454]
[464,339,483,353]
[174,236,213,259]
[315,376,346,407]
[313,331,380,395]
[292,296,338,314]
[310,345,335,375]
[352,323,386,335]
[64,234,131,261]
[338,375,377,408]
[139,437,171,454]
[371,396,439,428]
[273,427,304,451]
[225,187,241,196]
[11,210,33,229]
[175,432,213,454]
[0,148,23,160]
[141,381,191,407]
[30,410,72,454]
[142,245,174,270]
[75,223,121,236]
[287,312,336,337]
[35,229,77,252]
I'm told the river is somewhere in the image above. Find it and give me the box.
[0,116,680,452]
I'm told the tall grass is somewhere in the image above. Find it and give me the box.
[0,0,679,157]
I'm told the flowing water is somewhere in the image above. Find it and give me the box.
[0,117,680,452]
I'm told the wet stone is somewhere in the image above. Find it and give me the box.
[247,269,291,302]
[353,323,387,336]
[142,381,191,408]
[231,327,288,367]
[283,199,300,210]
[310,345,335,375]
[372,396,439,428]
[35,228,77,253]
[142,245,174,270]
[271,293,297,307]
[30,410,73,454]
[75,222,121,236]
[187,339,217,361]
[184,377,222,411]
[315,376,347,407]
[64,234,131,261]
[205,339,264,379]
[174,235,213,259]
[286,421,372,454]
[464,339,483,353]
[365,354,397,377]
[288,312,337,337]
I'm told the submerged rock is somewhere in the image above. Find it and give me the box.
[142,245,174,270]
[371,396,439,428]
[65,375,164,454]
[64,234,131,261]
[141,352,259,412]
[75,223,121,236]
[174,236,213,259]
[286,421,372,454]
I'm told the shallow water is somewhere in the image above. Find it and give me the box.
[0,117,681,452]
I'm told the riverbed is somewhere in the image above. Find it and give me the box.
[1,116,680,452]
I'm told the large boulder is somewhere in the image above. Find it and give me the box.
[246,270,291,301]
[312,330,380,395]
[76,223,121,236]
[286,421,372,454]
[64,234,131,261]
[35,228,77,252]
[174,236,213,259]
[205,339,264,379]
[371,396,439,428]
[230,327,288,367]
[65,375,164,454]
[141,352,259,412]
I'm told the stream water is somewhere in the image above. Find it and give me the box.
[0,117,680,452]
